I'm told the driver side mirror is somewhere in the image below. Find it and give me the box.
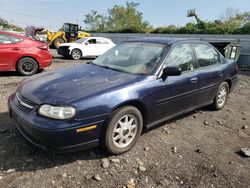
[85,41,89,45]
[161,67,182,80]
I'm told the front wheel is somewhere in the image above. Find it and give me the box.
[71,49,82,60]
[212,82,229,110]
[53,38,65,49]
[101,106,143,155]
[16,57,38,76]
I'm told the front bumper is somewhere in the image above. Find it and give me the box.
[58,46,70,57]
[8,94,104,153]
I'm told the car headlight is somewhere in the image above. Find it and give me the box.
[38,104,76,120]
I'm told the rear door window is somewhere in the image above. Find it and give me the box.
[192,43,220,67]
[96,38,109,44]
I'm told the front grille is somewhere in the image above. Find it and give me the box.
[15,93,36,113]
[58,46,70,54]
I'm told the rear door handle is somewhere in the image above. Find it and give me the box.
[12,47,21,51]
[190,78,198,83]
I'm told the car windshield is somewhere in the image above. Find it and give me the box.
[75,38,88,44]
[93,42,166,75]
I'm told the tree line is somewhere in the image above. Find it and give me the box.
[84,2,250,34]
[0,17,24,31]
[1,2,249,34]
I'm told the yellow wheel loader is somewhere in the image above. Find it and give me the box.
[25,23,90,49]
[47,23,90,48]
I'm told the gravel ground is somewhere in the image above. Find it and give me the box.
[0,50,249,188]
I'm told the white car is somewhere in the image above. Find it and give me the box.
[58,37,116,60]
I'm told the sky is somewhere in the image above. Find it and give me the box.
[1,0,250,31]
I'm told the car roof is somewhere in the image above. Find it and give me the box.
[0,31,26,39]
[126,37,210,46]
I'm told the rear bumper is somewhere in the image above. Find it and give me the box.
[40,58,52,68]
[37,50,53,68]
[8,94,104,153]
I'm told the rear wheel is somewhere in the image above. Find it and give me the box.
[101,106,143,155]
[71,49,82,60]
[212,82,229,110]
[16,57,38,76]
[53,38,65,49]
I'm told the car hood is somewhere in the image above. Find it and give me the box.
[59,43,80,47]
[19,64,147,105]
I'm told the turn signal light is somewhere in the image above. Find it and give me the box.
[76,125,97,133]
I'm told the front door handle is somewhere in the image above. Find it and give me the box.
[190,78,198,83]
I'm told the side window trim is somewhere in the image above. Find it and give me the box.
[188,42,199,70]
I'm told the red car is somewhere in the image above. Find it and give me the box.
[0,31,52,76]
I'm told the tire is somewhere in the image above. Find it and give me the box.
[212,82,229,110]
[71,49,82,60]
[16,57,38,76]
[53,38,65,49]
[101,106,143,155]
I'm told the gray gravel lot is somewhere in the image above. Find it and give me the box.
[0,50,249,188]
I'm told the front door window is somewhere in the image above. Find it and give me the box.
[164,43,196,71]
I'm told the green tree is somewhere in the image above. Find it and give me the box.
[106,2,151,33]
[83,5,250,34]
[83,2,151,33]
[0,17,10,28]
[0,17,23,31]
[84,10,107,32]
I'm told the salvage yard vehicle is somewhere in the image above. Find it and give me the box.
[47,23,90,49]
[0,31,52,76]
[25,23,91,49]
[8,38,238,154]
[58,37,115,60]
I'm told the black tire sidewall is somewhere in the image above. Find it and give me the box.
[214,82,229,110]
[71,49,82,60]
[53,38,64,49]
[17,58,38,76]
[103,106,143,155]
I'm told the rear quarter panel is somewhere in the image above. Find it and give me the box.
[20,40,52,68]
[221,57,238,91]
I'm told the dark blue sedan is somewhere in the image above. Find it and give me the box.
[8,38,238,154]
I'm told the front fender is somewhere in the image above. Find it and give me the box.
[72,86,144,121]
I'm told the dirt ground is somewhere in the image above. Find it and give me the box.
[0,50,249,188]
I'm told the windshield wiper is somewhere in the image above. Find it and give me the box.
[98,65,118,71]
[89,62,121,72]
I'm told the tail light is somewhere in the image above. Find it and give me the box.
[37,45,48,50]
